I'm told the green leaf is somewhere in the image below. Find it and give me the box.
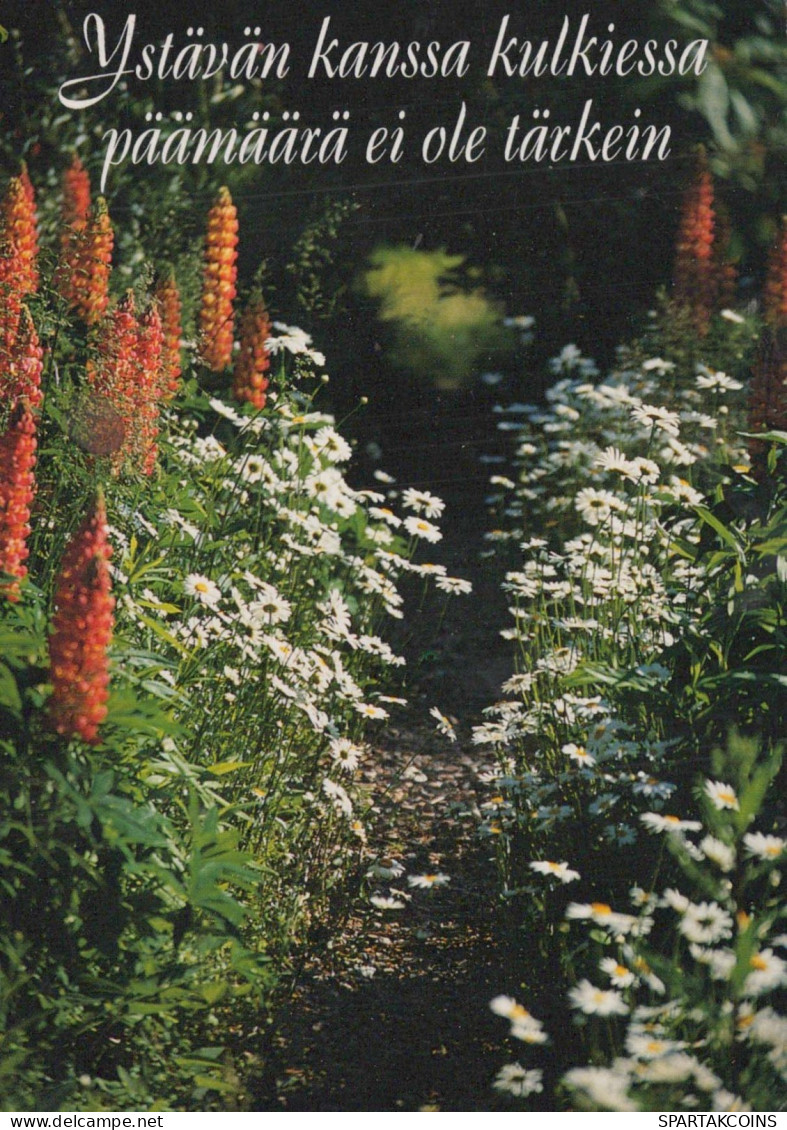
[693,505,745,557]
[206,760,252,776]
[0,662,22,715]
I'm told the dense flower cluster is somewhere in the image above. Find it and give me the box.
[198,186,238,370]
[47,494,114,743]
[1,306,44,409]
[0,401,37,601]
[110,327,469,891]
[483,307,784,1108]
[672,151,734,337]
[57,196,114,325]
[1,168,39,298]
[83,292,164,474]
[558,783,786,1112]
[0,170,40,377]
[232,294,271,410]
[154,269,183,400]
[61,153,91,238]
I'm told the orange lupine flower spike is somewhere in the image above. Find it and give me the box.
[85,293,165,475]
[135,302,164,475]
[18,164,39,290]
[84,292,139,467]
[763,218,787,330]
[0,176,33,358]
[0,306,44,409]
[232,294,271,410]
[62,154,92,235]
[0,401,37,602]
[48,493,114,744]
[58,196,114,325]
[154,269,183,399]
[1,171,39,298]
[0,252,21,359]
[198,186,238,371]
[86,291,137,397]
[672,150,721,337]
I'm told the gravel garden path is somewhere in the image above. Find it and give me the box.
[252,390,528,1112]
[254,725,523,1112]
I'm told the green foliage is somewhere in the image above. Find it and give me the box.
[361,245,513,389]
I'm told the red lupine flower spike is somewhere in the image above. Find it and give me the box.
[154,270,184,399]
[1,171,39,298]
[83,292,165,475]
[198,186,238,371]
[232,294,271,410]
[57,196,114,325]
[48,493,114,744]
[0,306,44,409]
[672,149,733,337]
[135,302,164,475]
[0,400,37,602]
[19,164,40,295]
[763,218,787,330]
[0,252,21,365]
[82,292,138,467]
[0,174,35,358]
[62,154,92,236]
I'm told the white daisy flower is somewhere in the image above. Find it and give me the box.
[329,737,365,773]
[700,836,736,873]
[529,860,580,883]
[695,365,743,393]
[563,1066,636,1112]
[322,778,353,818]
[679,901,734,945]
[569,979,629,1016]
[368,506,402,528]
[743,832,785,861]
[566,902,638,934]
[183,574,222,608]
[403,515,443,543]
[313,426,352,463]
[401,488,445,518]
[626,1033,686,1059]
[600,957,636,987]
[430,706,457,742]
[704,780,740,811]
[493,1065,543,1098]
[631,403,681,438]
[435,575,473,595]
[355,702,389,720]
[489,997,548,1044]
[367,858,405,880]
[562,742,595,767]
[407,872,450,890]
[369,895,405,910]
[744,950,787,997]
[641,812,702,835]
[575,488,625,526]
[595,446,638,479]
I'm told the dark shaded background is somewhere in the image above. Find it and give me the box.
[4,0,776,362]
[1,0,784,454]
